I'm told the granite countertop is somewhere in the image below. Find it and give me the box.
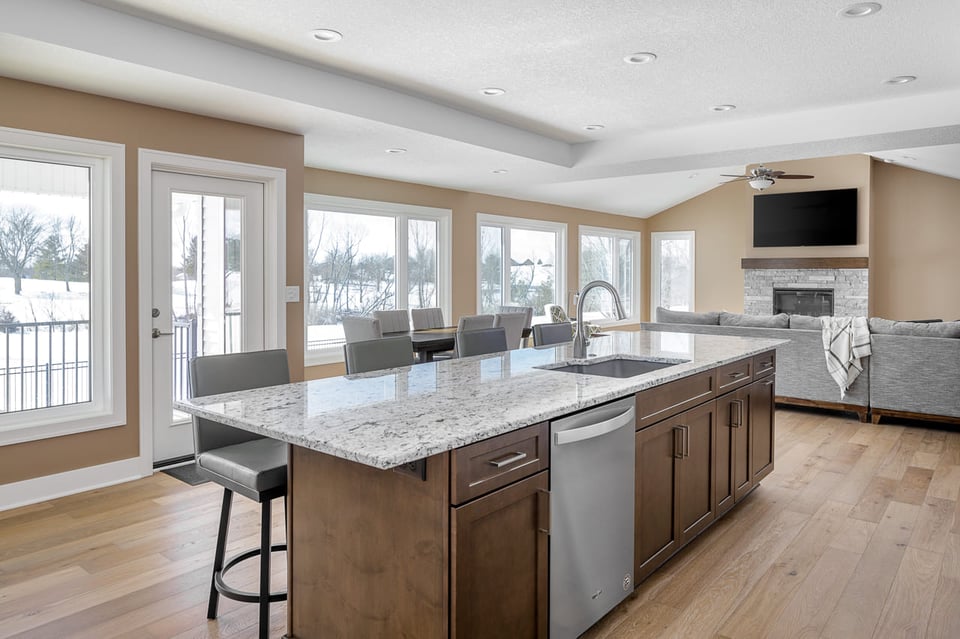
[175,331,785,470]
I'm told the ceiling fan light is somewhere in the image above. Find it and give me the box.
[748,176,775,191]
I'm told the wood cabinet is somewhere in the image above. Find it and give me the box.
[751,375,776,484]
[635,401,716,581]
[451,471,549,639]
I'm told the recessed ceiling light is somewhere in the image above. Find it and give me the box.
[839,2,882,18]
[385,148,407,154]
[884,75,916,85]
[883,158,895,163]
[688,173,699,179]
[492,169,509,174]
[310,29,343,42]
[710,104,736,112]
[583,124,605,131]
[902,155,917,160]
[623,52,657,65]
[480,87,506,96]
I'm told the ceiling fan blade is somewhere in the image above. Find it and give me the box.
[719,174,749,179]
[775,174,815,179]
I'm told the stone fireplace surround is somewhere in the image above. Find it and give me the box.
[742,258,868,317]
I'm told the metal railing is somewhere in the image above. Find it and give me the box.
[0,320,90,414]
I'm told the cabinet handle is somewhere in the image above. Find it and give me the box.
[763,380,774,387]
[683,425,690,458]
[488,451,528,468]
[673,426,683,459]
[731,399,743,428]
[537,488,550,534]
[728,371,746,379]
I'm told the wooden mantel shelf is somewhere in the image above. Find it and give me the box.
[741,257,868,270]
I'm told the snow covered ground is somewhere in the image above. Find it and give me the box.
[0,276,89,324]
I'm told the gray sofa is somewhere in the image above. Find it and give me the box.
[642,309,870,421]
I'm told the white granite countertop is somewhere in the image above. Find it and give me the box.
[175,331,785,469]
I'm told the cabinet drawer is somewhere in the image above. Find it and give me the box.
[636,369,716,430]
[754,350,776,378]
[717,358,753,393]
[451,423,549,505]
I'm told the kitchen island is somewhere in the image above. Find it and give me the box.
[178,330,785,638]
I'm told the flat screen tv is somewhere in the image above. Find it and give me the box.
[753,188,858,247]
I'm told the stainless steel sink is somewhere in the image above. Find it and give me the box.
[543,357,689,379]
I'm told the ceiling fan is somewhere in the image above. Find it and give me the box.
[721,165,815,191]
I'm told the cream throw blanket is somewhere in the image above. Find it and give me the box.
[820,316,871,399]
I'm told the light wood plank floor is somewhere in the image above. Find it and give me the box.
[3,407,960,638]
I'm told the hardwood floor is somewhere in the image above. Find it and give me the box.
[2,407,960,638]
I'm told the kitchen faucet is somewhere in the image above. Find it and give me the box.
[573,280,626,358]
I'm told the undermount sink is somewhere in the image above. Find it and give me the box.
[542,357,689,379]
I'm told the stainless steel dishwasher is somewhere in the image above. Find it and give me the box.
[550,396,636,639]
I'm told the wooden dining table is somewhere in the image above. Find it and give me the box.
[391,326,533,363]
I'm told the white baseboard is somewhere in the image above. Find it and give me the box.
[0,457,149,512]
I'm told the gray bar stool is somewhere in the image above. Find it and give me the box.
[457,327,508,357]
[344,335,414,374]
[189,349,290,639]
[533,322,574,346]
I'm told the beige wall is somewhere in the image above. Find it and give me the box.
[646,154,872,319]
[0,77,305,485]
[870,161,960,320]
[303,168,647,372]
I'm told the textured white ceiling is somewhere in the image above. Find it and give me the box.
[3,0,960,217]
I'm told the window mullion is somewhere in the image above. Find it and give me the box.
[396,214,407,310]
[501,226,510,307]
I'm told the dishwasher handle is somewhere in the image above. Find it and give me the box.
[554,406,635,446]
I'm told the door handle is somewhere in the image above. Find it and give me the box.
[152,328,175,339]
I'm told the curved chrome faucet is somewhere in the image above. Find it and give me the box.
[573,280,626,358]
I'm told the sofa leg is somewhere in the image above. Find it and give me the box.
[871,412,882,424]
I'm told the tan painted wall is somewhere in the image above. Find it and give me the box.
[870,161,960,320]
[0,77,305,485]
[303,168,647,373]
[645,154,872,319]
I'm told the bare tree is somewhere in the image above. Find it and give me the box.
[0,206,46,295]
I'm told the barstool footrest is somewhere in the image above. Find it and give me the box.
[214,543,288,604]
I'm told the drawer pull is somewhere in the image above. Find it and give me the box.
[728,371,747,379]
[488,451,528,468]
[764,380,775,387]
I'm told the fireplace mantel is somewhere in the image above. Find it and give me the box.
[741,257,869,270]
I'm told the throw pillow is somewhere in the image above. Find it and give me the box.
[789,314,823,330]
[655,307,720,325]
[547,304,569,324]
[719,311,789,329]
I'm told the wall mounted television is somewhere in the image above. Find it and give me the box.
[753,188,858,247]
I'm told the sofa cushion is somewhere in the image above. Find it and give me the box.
[789,314,823,330]
[719,311,789,329]
[869,317,960,338]
[655,307,720,325]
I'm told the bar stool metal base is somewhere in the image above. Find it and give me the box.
[214,543,288,604]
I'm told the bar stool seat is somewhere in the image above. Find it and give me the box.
[197,438,287,499]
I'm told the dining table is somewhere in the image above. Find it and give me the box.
[394,326,533,363]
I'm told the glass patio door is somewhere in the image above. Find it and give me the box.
[150,172,264,464]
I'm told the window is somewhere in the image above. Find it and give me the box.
[651,231,695,313]
[0,127,124,444]
[477,214,566,322]
[304,194,451,363]
[579,226,640,322]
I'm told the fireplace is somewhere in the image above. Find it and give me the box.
[773,288,834,316]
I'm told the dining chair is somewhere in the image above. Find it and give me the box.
[457,314,495,332]
[374,309,411,334]
[344,335,415,374]
[533,322,574,346]
[457,327,508,358]
[493,312,527,350]
[497,305,534,330]
[342,316,382,343]
[411,307,445,330]
[188,349,290,639]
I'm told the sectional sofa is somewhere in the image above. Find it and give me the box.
[642,309,960,425]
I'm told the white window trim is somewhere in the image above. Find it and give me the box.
[650,230,696,316]
[304,194,452,366]
[0,126,125,446]
[578,225,642,325]
[476,213,567,320]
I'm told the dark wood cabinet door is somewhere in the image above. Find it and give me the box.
[715,392,738,517]
[451,471,548,639]
[677,401,716,543]
[635,420,680,581]
[729,387,753,502]
[750,376,776,484]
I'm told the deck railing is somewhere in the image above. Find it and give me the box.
[0,320,90,413]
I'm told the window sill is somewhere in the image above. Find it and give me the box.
[305,349,344,367]
[0,405,125,447]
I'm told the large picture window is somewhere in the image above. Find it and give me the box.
[579,226,640,322]
[651,230,695,313]
[304,194,451,363]
[477,214,566,322]
[0,127,124,444]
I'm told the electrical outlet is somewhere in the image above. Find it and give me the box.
[284,286,300,303]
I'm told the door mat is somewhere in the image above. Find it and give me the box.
[161,462,209,486]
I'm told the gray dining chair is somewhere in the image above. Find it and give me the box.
[457,314,495,332]
[457,327,508,358]
[188,349,290,639]
[497,305,534,330]
[411,307,445,330]
[342,316,382,343]
[344,335,415,374]
[533,322,574,346]
[374,309,411,334]
[493,312,527,350]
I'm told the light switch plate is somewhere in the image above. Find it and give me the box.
[284,286,300,303]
